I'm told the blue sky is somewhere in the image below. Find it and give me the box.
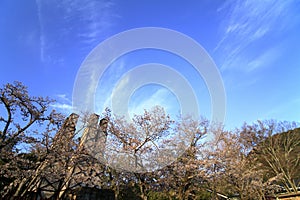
[1,0,300,130]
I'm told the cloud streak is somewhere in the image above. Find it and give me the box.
[95,58,127,113]
[93,60,183,120]
[246,46,279,72]
[215,0,297,72]
[51,102,73,113]
[128,87,180,119]
[51,94,73,114]
[35,0,45,62]
[35,0,117,63]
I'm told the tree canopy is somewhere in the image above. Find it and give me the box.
[0,81,299,200]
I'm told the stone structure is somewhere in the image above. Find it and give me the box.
[10,113,113,200]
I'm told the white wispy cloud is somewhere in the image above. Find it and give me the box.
[35,0,117,63]
[51,94,73,114]
[35,0,45,62]
[95,62,181,121]
[128,88,180,119]
[74,0,117,44]
[51,102,73,113]
[56,94,72,103]
[95,58,127,113]
[215,0,297,72]
[246,46,279,72]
